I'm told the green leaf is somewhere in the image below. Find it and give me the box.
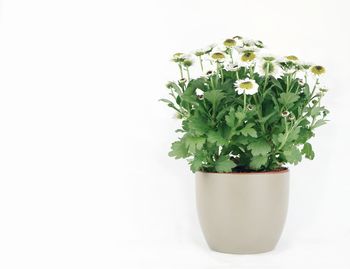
[216,107,231,121]
[159,98,181,112]
[272,133,284,145]
[234,135,250,145]
[207,130,227,146]
[240,123,258,137]
[175,129,185,133]
[204,90,225,105]
[288,126,301,142]
[181,95,199,106]
[188,78,206,91]
[297,128,314,144]
[159,98,174,105]
[284,146,302,165]
[215,155,236,172]
[188,114,209,135]
[184,135,206,154]
[301,143,315,160]
[166,81,182,96]
[169,140,189,159]
[250,155,268,170]
[235,111,246,122]
[261,111,278,123]
[303,84,310,96]
[225,108,236,128]
[271,78,283,90]
[310,106,321,116]
[220,79,234,92]
[312,119,327,129]
[190,157,203,172]
[278,92,300,106]
[248,139,271,156]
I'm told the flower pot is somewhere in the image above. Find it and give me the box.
[195,169,289,254]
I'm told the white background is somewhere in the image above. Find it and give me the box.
[0,0,349,268]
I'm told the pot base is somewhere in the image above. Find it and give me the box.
[196,170,289,254]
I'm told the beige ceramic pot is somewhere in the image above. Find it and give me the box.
[195,169,289,254]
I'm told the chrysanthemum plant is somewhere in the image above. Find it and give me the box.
[161,36,329,173]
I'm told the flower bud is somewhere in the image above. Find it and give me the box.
[247,104,254,111]
[183,59,193,67]
[179,78,187,84]
[281,111,290,117]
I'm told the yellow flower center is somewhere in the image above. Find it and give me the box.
[286,55,298,61]
[239,81,253,90]
[212,52,225,60]
[224,38,236,47]
[310,65,326,75]
[241,52,256,62]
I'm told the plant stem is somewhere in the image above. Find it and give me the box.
[178,64,184,79]
[243,92,246,111]
[229,49,234,64]
[286,75,290,92]
[210,76,215,90]
[186,67,190,81]
[199,56,204,72]
[253,95,266,132]
[262,63,270,92]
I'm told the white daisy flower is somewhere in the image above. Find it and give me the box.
[260,54,278,62]
[297,61,313,70]
[242,39,257,47]
[210,51,226,62]
[203,70,215,78]
[309,65,326,76]
[197,44,216,55]
[172,52,185,63]
[232,36,244,47]
[235,46,258,53]
[237,39,264,52]
[283,67,297,75]
[256,60,283,78]
[195,88,204,96]
[255,40,264,48]
[223,38,238,48]
[234,78,259,95]
[194,48,206,57]
[181,54,194,67]
[283,55,299,63]
[238,51,257,67]
[224,62,239,71]
[212,44,227,53]
[233,35,243,40]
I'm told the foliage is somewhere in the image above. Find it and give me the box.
[161,37,329,172]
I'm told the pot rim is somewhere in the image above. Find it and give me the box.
[197,167,289,175]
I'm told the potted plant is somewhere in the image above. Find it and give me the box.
[160,36,329,254]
